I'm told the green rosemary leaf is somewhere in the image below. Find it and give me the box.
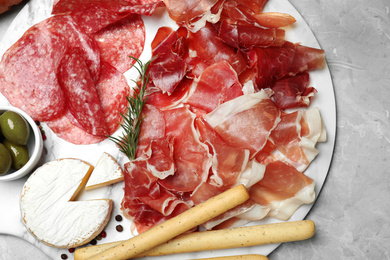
[107,56,154,160]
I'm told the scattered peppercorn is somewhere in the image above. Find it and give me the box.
[100,230,107,238]
[116,225,123,232]
[90,239,97,245]
[96,234,102,240]
[61,254,68,259]
[115,215,123,222]
[68,248,75,253]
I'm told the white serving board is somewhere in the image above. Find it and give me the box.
[0,0,336,259]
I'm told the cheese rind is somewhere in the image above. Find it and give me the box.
[20,158,113,248]
[85,152,124,191]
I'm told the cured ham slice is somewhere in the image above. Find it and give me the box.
[216,20,285,49]
[163,0,221,31]
[205,90,280,158]
[121,160,191,233]
[145,78,193,110]
[158,107,212,192]
[188,22,247,75]
[58,48,108,136]
[271,72,317,109]
[186,61,243,113]
[136,104,166,156]
[221,0,295,28]
[195,118,249,187]
[249,160,315,220]
[92,14,145,73]
[269,107,326,171]
[253,41,325,89]
[148,27,188,94]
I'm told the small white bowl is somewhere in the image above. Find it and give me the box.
[0,106,44,182]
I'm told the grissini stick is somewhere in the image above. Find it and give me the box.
[76,220,314,259]
[82,184,249,260]
[192,255,269,260]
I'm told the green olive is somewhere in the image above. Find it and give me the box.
[3,139,29,170]
[0,111,31,145]
[0,143,12,175]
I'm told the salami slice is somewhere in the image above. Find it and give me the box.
[0,15,102,121]
[96,62,130,135]
[0,22,67,121]
[92,14,145,73]
[57,48,108,136]
[46,110,106,145]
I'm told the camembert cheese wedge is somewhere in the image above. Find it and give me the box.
[20,158,113,249]
[85,152,124,191]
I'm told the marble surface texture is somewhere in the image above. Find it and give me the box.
[1,0,389,259]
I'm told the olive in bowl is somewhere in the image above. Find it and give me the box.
[0,106,43,182]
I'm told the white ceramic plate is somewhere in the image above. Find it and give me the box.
[0,0,336,259]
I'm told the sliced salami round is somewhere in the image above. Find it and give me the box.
[96,62,130,135]
[57,48,108,136]
[92,14,145,73]
[46,110,106,145]
[0,22,67,121]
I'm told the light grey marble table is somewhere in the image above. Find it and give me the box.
[1,0,389,259]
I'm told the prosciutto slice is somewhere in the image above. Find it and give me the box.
[185,60,243,113]
[269,107,326,171]
[249,160,315,220]
[205,90,280,158]
[253,41,325,89]
[158,107,212,192]
[121,160,191,233]
[271,72,317,109]
[148,27,188,94]
[216,20,285,49]
[188,22,247,75]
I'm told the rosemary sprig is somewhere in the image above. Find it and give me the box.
[108,57,153,160]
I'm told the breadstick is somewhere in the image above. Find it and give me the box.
[75,220,314,259]
[81,184,249,260]
[138,220,315,256]
[192,255,269,260]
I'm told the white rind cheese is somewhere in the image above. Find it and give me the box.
[20,158,113,249]
[85,152,124,191]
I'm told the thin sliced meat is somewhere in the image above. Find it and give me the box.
[221,0,295,28]
[205,90,280,158]
[163,0,220,31]
[142,138,175,179]
[148,27,187,94]
[269,107,326,171]
[0,20,67,121]
[271,72,317,109]
[58,48,108,136]
[92,14,145,73]
[254,41,325,89]
[217,20,285,49]
[146,77,193,110]
[46,110,106,145]
[96,62,130,135]
[136,104,166,157]
[52,0,163,18]
[0,15,102,121]
[195,118,249,187]
[158,107,212,192]
[121,160,191,233]
[249,160,315,220]
[188,22,247,75]
[186,60,243,113]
